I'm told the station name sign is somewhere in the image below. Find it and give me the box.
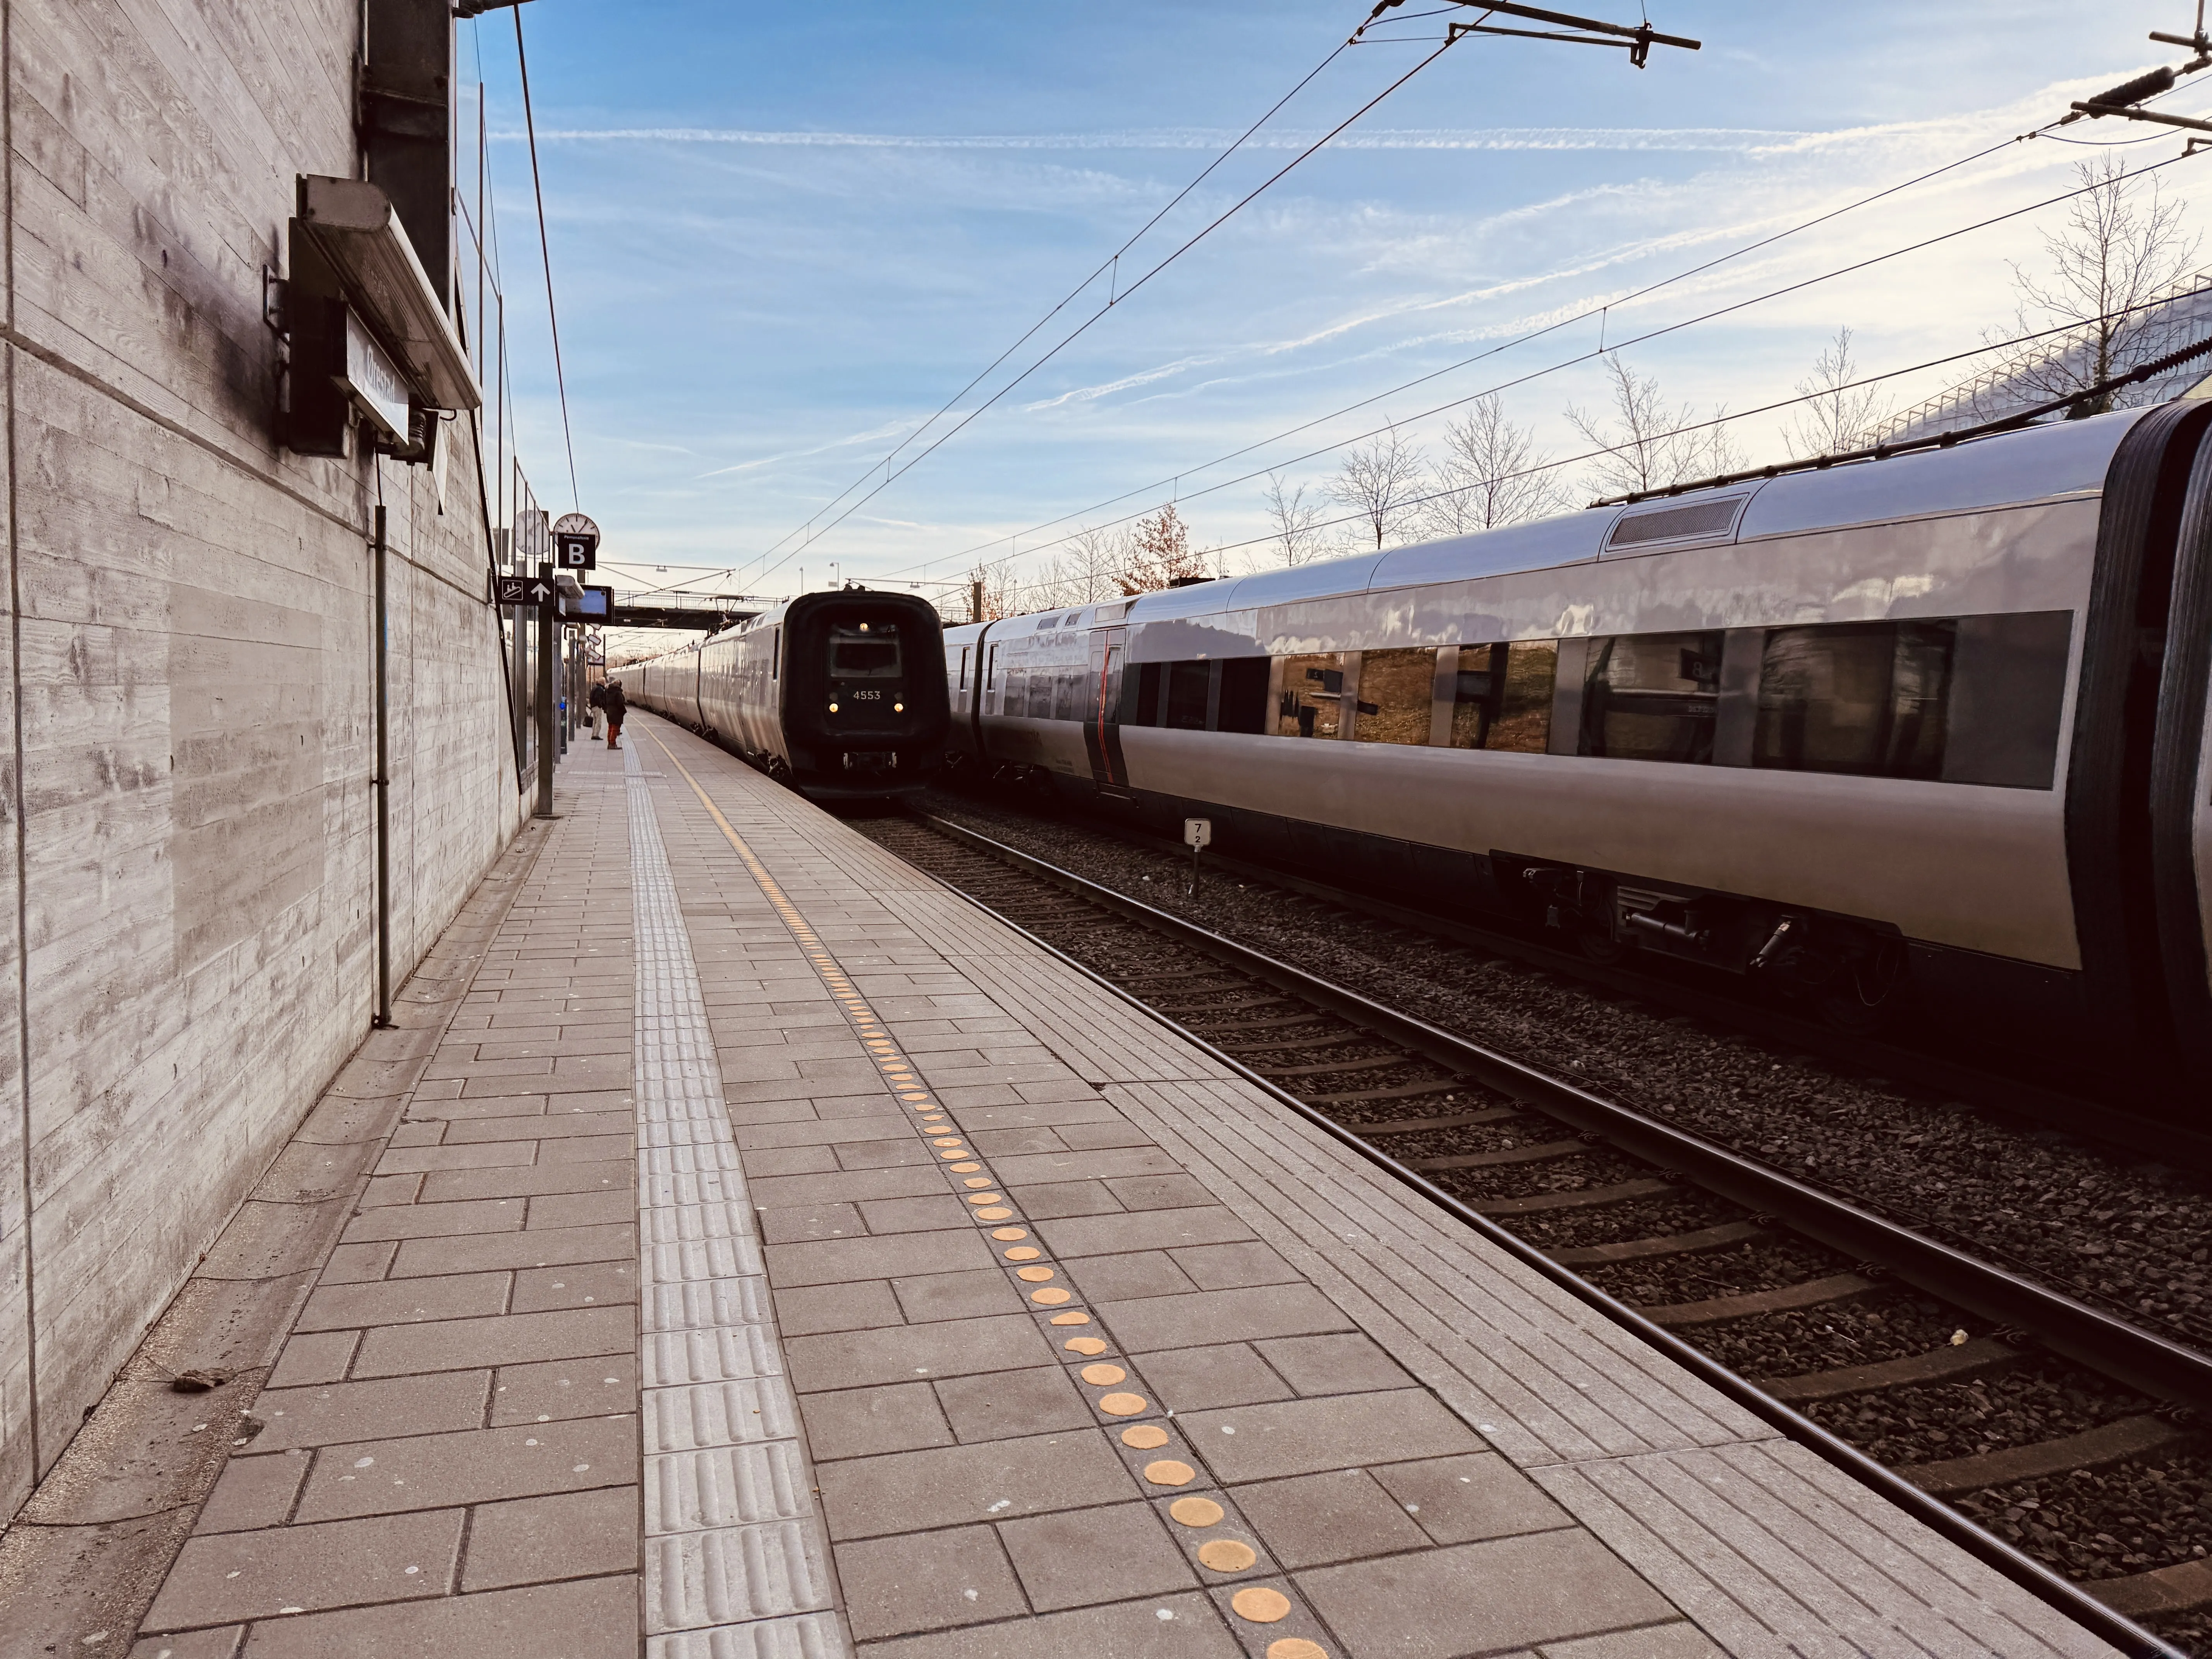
[342,308,410,442]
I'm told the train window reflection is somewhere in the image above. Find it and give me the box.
[1277,653,1347,738]
[1449,641,1557,752]
[1165,662,1212,730]
[829,623,901,678]
[1354,649,1434,745]
[1754,621,1953,779]
[1581,632,1722,762]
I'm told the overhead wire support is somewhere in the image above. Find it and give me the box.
[1360,0,1698,63]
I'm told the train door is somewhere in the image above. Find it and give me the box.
[1084,626,1130,787]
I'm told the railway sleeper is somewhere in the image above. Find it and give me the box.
[1762,1335,2023,1403]
[1549,1219,1766,1267]
[1354,1107,1521,1135]
[1903,1413,2199,1497]
[1474,1178,1678,1214]
[2092,1554,2212,1619]
[1307,1078,1474,1106]
[1405,1139,1587,1172]
[1643,1270,1881,1328]
[1259,1053,1406,1079]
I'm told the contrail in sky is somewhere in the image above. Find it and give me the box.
[505,126,1808,153]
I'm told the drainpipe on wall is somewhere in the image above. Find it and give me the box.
[534,562,557,818]
[373,503,393,1029]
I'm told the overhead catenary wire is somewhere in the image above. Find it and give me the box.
[742,34,1463,591]
[922,142,2207,587]
[514,8,581,513]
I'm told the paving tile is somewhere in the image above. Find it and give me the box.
[340,1198,527,1244]
[758,1202,866,1244]
[441,1110,634,1146]
[1099,1285,1354,1355]
[766,1229,995,1288]
[1370,1453,1575,1546]
[1294,1531,1679,1656]
[748,1166,947,1207]
[798,1382,955,1461]
[738,1146,839,1177]
[1103,1174,1214,1211]
[194,1451,310,1534]
[1035,1208,1256,1258]
[856,1195,972,1235]
[1183,1391,1482,1484]
[461,1486,642,1590]
[316,1242,399,1286]
[417,1162,632,1202]
[234,1572,636,1659]
[479,1349,637,1425]
[893,1269,1026,1324]
[1133,1345,1296,1412]
[390,1223,634,1277]
[129,1625,243,1659]
[1166,1242,1303,1292]
[352,1305,635,1377]
[853,1590,1240,1659]
[358,1174,424,1209]
[987,1147,1181,1185]
[513,1261,635,1313]
[528,1190,635,1229]
[293,1416,639,1522]
[295,1273,510,1333]
[933,1365,1095,1443]
[374,1142,538,1176]
[1231,1467,1432,1569]
[1252,1332,1413,1397]
[1538,1623,1724,1659]
[772,1279,903,1338]
[538,1134,638,1166]
[785,1312,1053,1394]
[1054,1121,1158,1152]
[833,1524,1028,1641]
[998,1500,1199,1611]
[816,1429,1137,1540]
[1002,1180,1122,1219]
[834,1139,936,1171]
[143,1509,465,1629]
[1065,1252,1200,1302]
[252,1373,492,1452]
[267,1332,359,1389]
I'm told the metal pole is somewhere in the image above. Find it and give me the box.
[534,562,557,817]
[372,505,393,1028]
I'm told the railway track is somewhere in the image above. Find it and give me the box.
[855,809,2212,1659]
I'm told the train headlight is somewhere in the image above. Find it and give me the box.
[828,702,839,713]
[894,702,904,712]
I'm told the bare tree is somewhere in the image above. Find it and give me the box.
[1118,504,1211,592]
[1984,154,2202,416]
[1024,524,1129,611]
[1259,472,1329,566]
[1423,395,1561,536]
[964,561,1015,622]
[1566,357,1744,500]
[1786,327,1892,459]
[1329,422,1426,552]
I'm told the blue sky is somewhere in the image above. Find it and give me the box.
[464,1,2208,622]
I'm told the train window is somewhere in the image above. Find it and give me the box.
[770,629,780,681]
[1053,669,1084,721]
[1130,662,1164,726]
[828,623,900,678]
[1003,667,1027,715]
[1449,641,1558,752]
[1218,658,1271,734]
[985,644,998,691]
[1941,611,2072,789]
[1580,631,1722,762]
[1277,653,1348,739]
[957,648,970,692]
[1353,649,1435,745]
[1165,662,1212,730]
[1753,621,1952,779]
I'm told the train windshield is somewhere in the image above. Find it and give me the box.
[828,622,902,678]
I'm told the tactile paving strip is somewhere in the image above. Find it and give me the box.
[651,738,1343,1658]
[626,743,850,1659]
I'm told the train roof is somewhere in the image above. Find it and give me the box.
[948,405,2162,641]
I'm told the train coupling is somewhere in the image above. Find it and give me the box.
[840,749,900,773]
[1623,909,1711,950]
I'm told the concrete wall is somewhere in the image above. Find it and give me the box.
[0,0,526,1516]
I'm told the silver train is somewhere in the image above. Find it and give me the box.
[612,589,950,799]
[944,404,2212,1101]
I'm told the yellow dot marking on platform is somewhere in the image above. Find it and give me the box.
[963,1177,995,1190]
[965,1193,1004,1206]
[1097,1392,1147,1415]
[1031,1287,1073,1305]
[950,1162,982,1173]
[975,1207,1014,1220]
[1063,1336,1108,1355]
[1004,1247,1042,1262]
[1016,1266,1056,1283]
[1170,1497,1223,1528]
[1079,1363,1125,1385]
[931,1137,963,1146]
[1268,1642,1327,1659]
[1120,1424,1169,1449]
[1231,1589,1292,1625]
[1143,1460,1195,1487]
[1198,1540,1257,1573]
[1049,1311,1090,1326]
[992,1228,1029,1242]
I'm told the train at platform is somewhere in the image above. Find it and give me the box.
[611,589,950,800]
[940,405,2212,1101]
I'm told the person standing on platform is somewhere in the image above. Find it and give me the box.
[586,680,606,740]
[602,681,626,750]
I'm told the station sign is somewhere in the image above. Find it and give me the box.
[553,512,599,571]
[495,574,558,608]
[342,308,410,441]
[565,585,613,620]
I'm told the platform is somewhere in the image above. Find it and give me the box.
[102,711,2124,1659]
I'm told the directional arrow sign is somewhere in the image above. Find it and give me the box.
[526,579,556,605]
[495,575,556,608]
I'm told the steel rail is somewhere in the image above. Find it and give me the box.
[904,810,2187,1659]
